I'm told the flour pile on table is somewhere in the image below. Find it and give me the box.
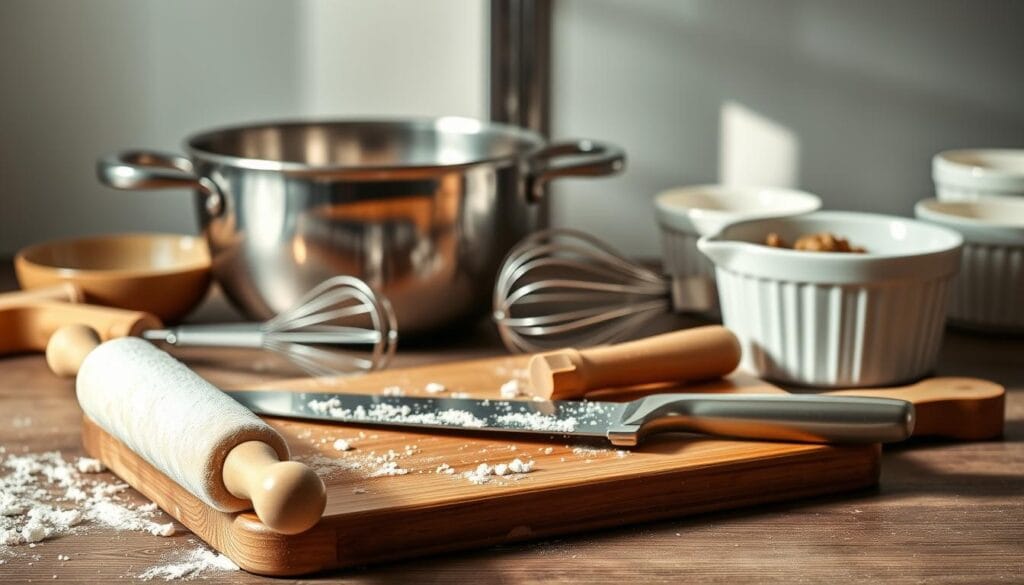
[0,448,174,549]
[137,544,239,581]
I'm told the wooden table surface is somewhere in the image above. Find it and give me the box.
[1,276,1021,584]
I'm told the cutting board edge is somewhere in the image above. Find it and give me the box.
[82,415,881,576]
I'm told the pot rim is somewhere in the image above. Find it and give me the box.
[184,116,547,172]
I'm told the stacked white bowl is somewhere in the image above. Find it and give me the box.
[654,185,821,314]
[933,149,1024,201]
[922,149,1024,332]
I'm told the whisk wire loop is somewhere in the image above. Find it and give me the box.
[494,228,672,353]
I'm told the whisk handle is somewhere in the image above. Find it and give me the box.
[529,325,742,399]
[143,323,265,348]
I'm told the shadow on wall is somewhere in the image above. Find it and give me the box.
[551,0,1024,256]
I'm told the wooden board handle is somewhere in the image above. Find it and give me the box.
[529,326,741,399]
[826,377,1005,440]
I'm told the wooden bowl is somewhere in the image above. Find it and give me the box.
[14,233,211,323]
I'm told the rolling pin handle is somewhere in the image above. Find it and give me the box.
[46,324,102,378]
[529,325,742,399]
[222,441,326,535]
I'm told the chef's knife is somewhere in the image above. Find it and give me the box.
[226,390,914,447]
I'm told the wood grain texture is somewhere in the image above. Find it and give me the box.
[80,357,884,576]
[1,278,1021,583]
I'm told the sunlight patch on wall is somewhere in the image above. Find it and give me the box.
[719,101,800,188]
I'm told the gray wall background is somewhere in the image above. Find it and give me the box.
[1,0,1022,258]
[0,0,486,255]
[550,0,1024,254]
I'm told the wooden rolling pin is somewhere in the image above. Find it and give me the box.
[529,325,741,399]
[47,325,326,535]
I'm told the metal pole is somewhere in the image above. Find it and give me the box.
[489,0,551,137]
[490,0,552,225]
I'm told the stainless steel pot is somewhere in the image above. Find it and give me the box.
[97,117,625,334]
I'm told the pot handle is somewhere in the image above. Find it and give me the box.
[96,150,224,215]
[527,139,626,202]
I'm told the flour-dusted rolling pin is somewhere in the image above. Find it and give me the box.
[528,325,741,399]
[47,325,326,534]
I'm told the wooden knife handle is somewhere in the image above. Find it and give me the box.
[528,325,742,399]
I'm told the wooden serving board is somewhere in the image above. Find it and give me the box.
[81,356,882,576]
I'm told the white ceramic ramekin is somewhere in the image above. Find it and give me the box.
[654,185,821,312]
[915,197,1024,332]
[933,149,1024,201]
[697,211,963,387]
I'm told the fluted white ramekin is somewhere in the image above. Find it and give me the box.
[697,211,963,387]
[655,185,821,313]
[915,197,1024,332]
[933,149,1024,201]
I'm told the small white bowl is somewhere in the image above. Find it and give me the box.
[697,211,962,387]
[654,185,821,312]
[915,197,1024,332]
[933,149,1024,201]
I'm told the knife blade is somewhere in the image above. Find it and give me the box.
[225,390,915,447]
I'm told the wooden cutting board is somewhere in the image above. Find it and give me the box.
[81,355,883,576]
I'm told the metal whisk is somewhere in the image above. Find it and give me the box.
[144,276,397,377]
[493,228,712,353]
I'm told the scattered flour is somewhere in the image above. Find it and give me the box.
[499,379,526,398]
[0,451,175,550]
[496,411,578,433]
[461,458,535,485]
[381,386,404,396]
[424,382,447,394]
[307,397,488,429]
[332,439,352,452]
[507,458,535,474]
[75,458,105,474]
[137,546,238,581]
[450,392,471,399]
[370,462,409,477]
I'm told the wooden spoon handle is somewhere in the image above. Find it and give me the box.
[0,283,84,309]
[827,377,1005,440]
[529,326,741,399]
[0,301,162,364]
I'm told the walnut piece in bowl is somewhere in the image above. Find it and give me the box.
[764,232,866,253]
